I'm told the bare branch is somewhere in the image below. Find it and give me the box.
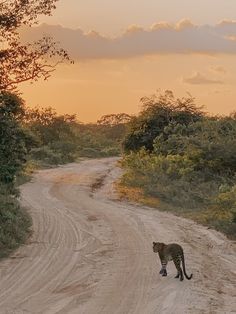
[0,0,72,92]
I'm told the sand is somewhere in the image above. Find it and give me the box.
[0,158,235,314]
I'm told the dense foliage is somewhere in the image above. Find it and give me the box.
[123,90,204,152]
[0,92,36,189]
[22,108,128,165]
[0,183,32,257]
[121,91,236,238]
[0,93,34,255]
[0,0,71,256]
[23,107,79,164]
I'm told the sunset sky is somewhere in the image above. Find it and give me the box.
[21,0,236,122]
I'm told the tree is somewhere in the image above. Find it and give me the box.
[123,90,205,152]
[24,106,77,144]
[0,1,72,256]
[97,113,132,141]
[24,106,79,163]
[97,113,132,126]
[0,92,36,187]
[0,0,71,92]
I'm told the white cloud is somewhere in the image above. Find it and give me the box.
[150,22,172,31]
[217,19,236,26]
[182,72,224,85]
[209,66,227,74]
[20,20,236,60]
[175,19,196,30]
[125,25,144,35]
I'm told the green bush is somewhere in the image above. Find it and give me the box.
[0,187,32,257]
[78,147,103,158]
[49,141,77,163]
[30,146,63,165]
[100,146,121,157]
[123,91,204,152]
[121,150,220,208]
[214,185,236,223]
[121,91,236,238]
[0,92,36,185]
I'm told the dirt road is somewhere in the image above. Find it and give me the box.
[0,158,235,314]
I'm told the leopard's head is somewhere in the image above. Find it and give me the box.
[153,242,165,253]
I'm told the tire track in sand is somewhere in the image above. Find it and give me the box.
[0,158,235,313]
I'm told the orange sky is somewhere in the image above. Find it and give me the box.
[20,1,236,122]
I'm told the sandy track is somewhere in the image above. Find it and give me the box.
[0,158,235,314]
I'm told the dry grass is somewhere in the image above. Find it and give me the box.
[116,181,236,239]
[116,182,160,208]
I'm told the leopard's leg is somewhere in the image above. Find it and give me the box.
[160,259,168,276]
[173,257,183,281]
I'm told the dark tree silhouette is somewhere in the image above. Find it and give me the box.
[0,0,72,91]
[122,90,205,152]
[97,113,132,126]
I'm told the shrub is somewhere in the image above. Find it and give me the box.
[30,146,63,165]
[78,147,102,158]
[0,188,32,257]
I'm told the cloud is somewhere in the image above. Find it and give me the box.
[150,22,172,31]
[150,19,195,31]
[182,72,224,85]
[125,24,144,35]
[175,19,196,30]
[226,35,236,41]
[20,19,236,60]
[210,66,227,74]
[217,19,236,27]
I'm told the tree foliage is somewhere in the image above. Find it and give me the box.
[121,91,236,238]
[24,106,79,163]
[0,0,72,257]
[96,113,132,142]
[0,0,71,91]
[0,92,36,187]
[123,90,204,152]
[97,113,132,126]
[0,0,58,34]
[24,106,77,143]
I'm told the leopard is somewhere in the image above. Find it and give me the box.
[153,242,193,281]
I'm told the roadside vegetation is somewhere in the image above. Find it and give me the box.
[0,92,129,256]
[119,91,236,239]
[0,92,129,254]
[0,0,71,257]
[23,109,130,166]
[0,0,130,257]
[0,93,33,257]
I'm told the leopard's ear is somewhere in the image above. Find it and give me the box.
[153,241,156,245]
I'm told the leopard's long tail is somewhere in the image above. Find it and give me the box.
[181,253,193,280]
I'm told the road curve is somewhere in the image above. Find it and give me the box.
[0,158,235,314]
